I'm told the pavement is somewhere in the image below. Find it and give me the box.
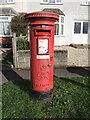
[0,63,90,85]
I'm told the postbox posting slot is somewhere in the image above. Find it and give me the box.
[35,29,51,36]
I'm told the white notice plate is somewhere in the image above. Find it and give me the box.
[37,55,50,59]
[38,39,48,54]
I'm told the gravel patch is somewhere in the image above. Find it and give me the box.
[54,46,89,67]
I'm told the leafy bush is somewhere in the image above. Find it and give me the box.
[17,36,30,50]
[11,15,28,37]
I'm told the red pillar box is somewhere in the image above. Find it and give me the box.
[25,11,59,95]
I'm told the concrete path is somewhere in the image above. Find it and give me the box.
[1,63,90,85]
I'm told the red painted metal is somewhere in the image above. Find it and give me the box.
[25,11,59,93]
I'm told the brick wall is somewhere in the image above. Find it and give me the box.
[0,37,12,44]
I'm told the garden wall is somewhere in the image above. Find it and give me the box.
[14,50,68,69]
[12,33,68,69]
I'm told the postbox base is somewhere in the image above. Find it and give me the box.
[30,89,53,101]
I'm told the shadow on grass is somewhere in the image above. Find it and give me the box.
[59,77,90,89]
[2,67,31,94]
[66,67,90,89]
[2,66,43,99]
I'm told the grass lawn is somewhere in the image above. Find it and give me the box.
[2,77,90,119]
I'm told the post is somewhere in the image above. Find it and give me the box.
[12,33,17,68]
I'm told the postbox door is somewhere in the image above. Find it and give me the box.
[35,37,54,91]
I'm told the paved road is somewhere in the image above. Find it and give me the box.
[1,63,90,85]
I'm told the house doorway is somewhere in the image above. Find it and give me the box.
[72,21,89,44]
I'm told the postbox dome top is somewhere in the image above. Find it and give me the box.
[25,11,59,21]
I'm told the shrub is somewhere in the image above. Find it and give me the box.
[11,15,28,37]
[17,36,30,50]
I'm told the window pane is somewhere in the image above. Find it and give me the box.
[3,22,11,35]
[0,22,4,35]
[8,0,13,2]
[61,17,64,23]
[0,22,11,36]
[74,22,81,34]
[49,0,55,3]
[88,0,90,3]
[54,24,59,35]
[61,24,64,35]
[43,0,48,2]
[83,22,88,34]
[0,0,7,3]
[0,0,2,3]
[56,0,61,2]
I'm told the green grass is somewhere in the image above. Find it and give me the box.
[2,77,90,119]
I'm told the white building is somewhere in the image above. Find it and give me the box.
[0,0,90,46]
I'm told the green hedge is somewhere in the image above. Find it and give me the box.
[17,37,30,50]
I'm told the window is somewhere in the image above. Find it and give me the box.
[0,0,14,4]
[82,0,90,5]
[0,22,12,36]
[42,0,62,4]
[74,22,81,34]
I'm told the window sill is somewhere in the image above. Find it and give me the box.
[0,2,15,5]
[80,3,90,6]
[40,2,63,5]
[0,35,12,38]
[54,35,64,37]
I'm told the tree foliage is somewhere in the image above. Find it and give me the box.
[11,15,28,37]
